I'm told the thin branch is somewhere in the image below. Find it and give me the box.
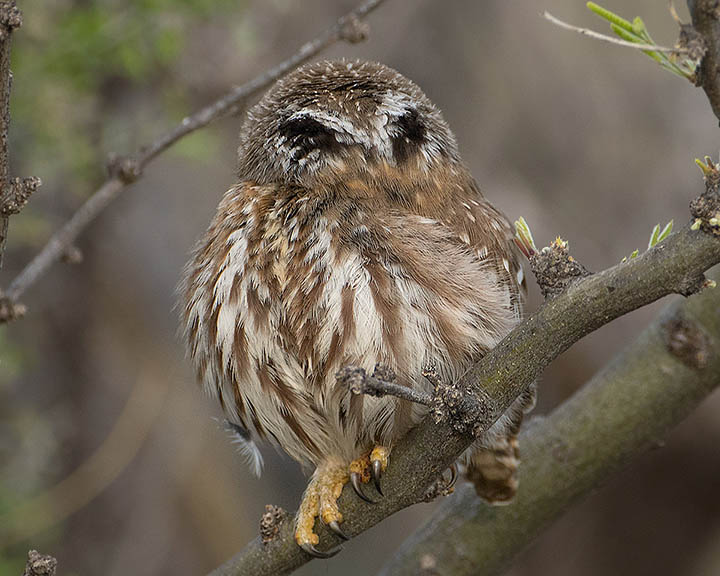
[688,0,720,123]
[543,11,684,53]
[378,282,720,576]
[0,1,22,268]
[206,205,720,575]
[337,365,434,407]
[0,0,389,307]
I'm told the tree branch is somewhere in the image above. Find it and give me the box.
[378,273,720,576]
[205,195,720,576]
[689,0,720,123]
[0,0,388,311]
[543,11,685,53]
[0,1,26,269]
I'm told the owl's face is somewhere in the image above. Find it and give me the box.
[237,60,461,185]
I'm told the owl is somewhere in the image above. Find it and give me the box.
[181,60,536,556]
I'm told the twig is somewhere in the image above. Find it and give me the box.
[688,0,720,123]
[543,11,684,53]
[0,0,389,308]
[0,1,22,269]
[205,202,720,575]
[377,284,720,576]
[337,365,434,406]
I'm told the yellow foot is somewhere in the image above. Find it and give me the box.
[295,461,349,558]
[349,445,390,502]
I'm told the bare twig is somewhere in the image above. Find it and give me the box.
[0,0,389,309]
[543,11,684,53]
[337,365,434,406]
[688,0,720,122]
[0,1,22,268]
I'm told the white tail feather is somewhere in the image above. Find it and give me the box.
[221,419,264,477]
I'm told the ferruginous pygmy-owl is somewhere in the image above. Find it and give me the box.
[181,59,536,556]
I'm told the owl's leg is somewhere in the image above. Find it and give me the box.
[295,459,350,557]
[349,445,389,501]
[465,384,536,503]
[465,434,520,503]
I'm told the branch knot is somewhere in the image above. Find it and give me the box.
[690,159,720,235]
[106,154,141,184]
[663,310,711,369]
[529,238,592,299]
[0,176,41,216]
[0,291,24,323]
[422,366,491,435]
[0,1,21,39]
[22,550,57,576]
[260,504,288,545]
[678,22,707,78]
[339,14,369,43]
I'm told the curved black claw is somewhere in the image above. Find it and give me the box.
[328,520,350,541]
[372,459,384,496]
[300,542,343,559]
[446,463,458,491]
[351,471,376,503]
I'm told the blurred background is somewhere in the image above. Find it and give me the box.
[1,0,718,574]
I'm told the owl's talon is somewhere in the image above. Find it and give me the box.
[300,542,342,558]
[369,445,389,497]
[328,520,350,541]
[350,471,376,503]
[446,463,458,491]
[372,458,384,496]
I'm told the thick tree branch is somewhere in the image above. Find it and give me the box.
[206,203,720,576]
[689,0,720,123]
[378,276,720,576]
[0,0,388,311]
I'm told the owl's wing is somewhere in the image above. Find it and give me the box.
[409,177,526,320]
[452,193,525,319]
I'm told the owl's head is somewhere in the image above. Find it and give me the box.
[237,60,460,185]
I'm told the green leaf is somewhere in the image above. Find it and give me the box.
[647,220,673,249]
[648,224,661,248]
[631,16,647,37]
[608,23,644,45]
[513,217,537,258]
[657,220,673,243]
[586,2,634,32]
[588,3,695,80]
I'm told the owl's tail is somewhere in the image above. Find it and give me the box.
[224,419,264,477]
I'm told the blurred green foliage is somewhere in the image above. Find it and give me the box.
[1,1,250,568]
[11,0,246,202]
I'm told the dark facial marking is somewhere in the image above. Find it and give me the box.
[391,108,426,163]
[278,116,341,161]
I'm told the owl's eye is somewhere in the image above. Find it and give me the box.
[391,108,426,163]
[279,116,340,161]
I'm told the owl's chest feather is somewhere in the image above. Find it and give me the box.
[225,199,514,390]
